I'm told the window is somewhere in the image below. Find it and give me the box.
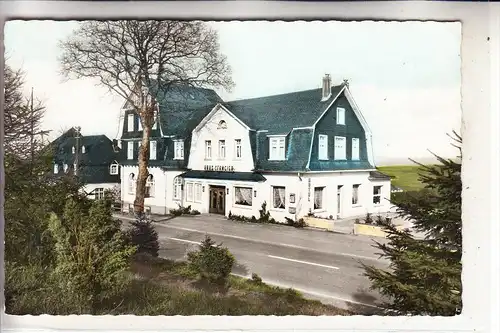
[73,163,78,175]
[128,173,135,194]
[218,140,226,159]
[150,141,157,160]
[81,146,86,154]
[54,164,59,174]
[269,137,286,160]
[352,138,360,160]
[195,183,202,203]
[138,117,142,131]
[352,184,360,205]
[94,188,105,200]
[145,175,155,198]
[173,177,182,200]
[272,186,286,209]
[186,182,194,202]
[63,164,69,173]
[314,187,324,210]
[72,146,75,154]
[127,113,134,132]
[174,140,184,160]
[127,141,134,160]
[235,187,252,206]
[235,139,242,159]
[218,120,227,129]
[336,107,345,125]
[110,163,119,175]
[373,185,382,205]
[334,136,346,160]
[152,120,157,130]
[318,135,328,160]
[205,140,212,159]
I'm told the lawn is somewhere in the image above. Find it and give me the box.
[377,165,426,191]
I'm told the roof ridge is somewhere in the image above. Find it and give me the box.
[226,84,344,103]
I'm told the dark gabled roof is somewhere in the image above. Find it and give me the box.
[180,170,266,182]
[369,170,392,181]
[223,85,344,134]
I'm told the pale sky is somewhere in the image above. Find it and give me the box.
[4,20,462,165]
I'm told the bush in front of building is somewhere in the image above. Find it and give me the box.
[170,204,194,216]
[187,235,235,285]
[126,215,160,257]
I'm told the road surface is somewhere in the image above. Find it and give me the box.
[117,214,392,313]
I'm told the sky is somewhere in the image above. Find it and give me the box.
[4,20,462,165]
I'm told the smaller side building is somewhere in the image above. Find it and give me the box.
[50,127,121,200]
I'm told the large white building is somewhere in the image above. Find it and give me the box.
[118,75,392,221]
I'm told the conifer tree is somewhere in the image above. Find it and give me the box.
[363,131,462,316]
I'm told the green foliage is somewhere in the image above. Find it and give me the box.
[363,213,373,225]
[363,132,462,316]
[48,198,136,312]
[259,201,272,222]
[187,235,235,285]
[126,216,160,257]
[169,204,192,216]
[251,272,263,284]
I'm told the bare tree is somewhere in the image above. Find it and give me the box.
[4,63,49,161]
[59,20,234,216]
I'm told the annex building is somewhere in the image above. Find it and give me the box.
[117,74,392,221]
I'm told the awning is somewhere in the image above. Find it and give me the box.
[179,170,266,182]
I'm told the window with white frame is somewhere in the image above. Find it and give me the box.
[334,136,346,160]
[352,138,360,160]
[218,140,226,159]
[218,120,227,129]
[63,164,69,173]
[73,163,78,175]
[336,107,345,125]
[352,184,360,205]
[235,139,242,159]
[138,116,142,131]
[72,146,75,154]
[110,163,119,175]
[54,164,59,174]
[272,186,286,209]
[195,183,202,203]
[128,173,135,194]
[127,141,134,160]
[127,113,134,132]
[81,146,86,154]
[173,177,182,200]
[234,187,252,206]
[186,182,194,202]
[318,134,328,160]
[205,140,212,159]
[145,175,155,198]
[174,140,184,160]
[269,137,286,160]
[373,185,382,205]
[94,188,105,200]
[150,140,157,160]
[314,187,325,210]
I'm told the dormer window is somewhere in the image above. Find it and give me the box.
[72,146,75,154]
[269,136,286,160]
[110,163,119,175]
[81,146,86,154]
[336,107,345,125]
[54,164,59,174]
[63,163,69,173]
[138,117,142,131]
[217,120,227,129]
[127,113,134,132]
[318,134,328,160]
[174,140,184,160]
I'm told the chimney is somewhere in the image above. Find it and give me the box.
[321,74,332,101]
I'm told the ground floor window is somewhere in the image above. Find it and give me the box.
[195,183,202,203]
[173,177,182,200]
[186,182,194,202]
[145,174,155,198]
[352,184,360,205]
[272,186,286,209]
[314,187,324,210]
[94,188,105,200]
[234,187,252,206]
[373,185,382,204]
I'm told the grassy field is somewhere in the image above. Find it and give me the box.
[377,165,426,191]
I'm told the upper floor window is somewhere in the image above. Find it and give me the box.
[150,140,157,160]
[336,107,345,125]
[110,163,119,175]
[334,136,346,160]
[205,140,212,159]
[218,120,227,129]
[127,141,134,160]
[318,134,328,160]
[54,164,59,174]
[269,136,286,160]
[174,140,184,160]
[235,139,242,159]
[81,145,86,154]
[127,114,134,132]
[218,140,226,159]
[138,116,142,131]
[72,146,75,154]
[352,138,360,160]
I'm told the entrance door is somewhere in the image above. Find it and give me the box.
[209,186,226,215]
[337,185,343,218]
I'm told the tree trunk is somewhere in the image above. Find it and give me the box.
[133,116,151,217]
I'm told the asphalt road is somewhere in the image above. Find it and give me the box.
[117,214,392,313]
